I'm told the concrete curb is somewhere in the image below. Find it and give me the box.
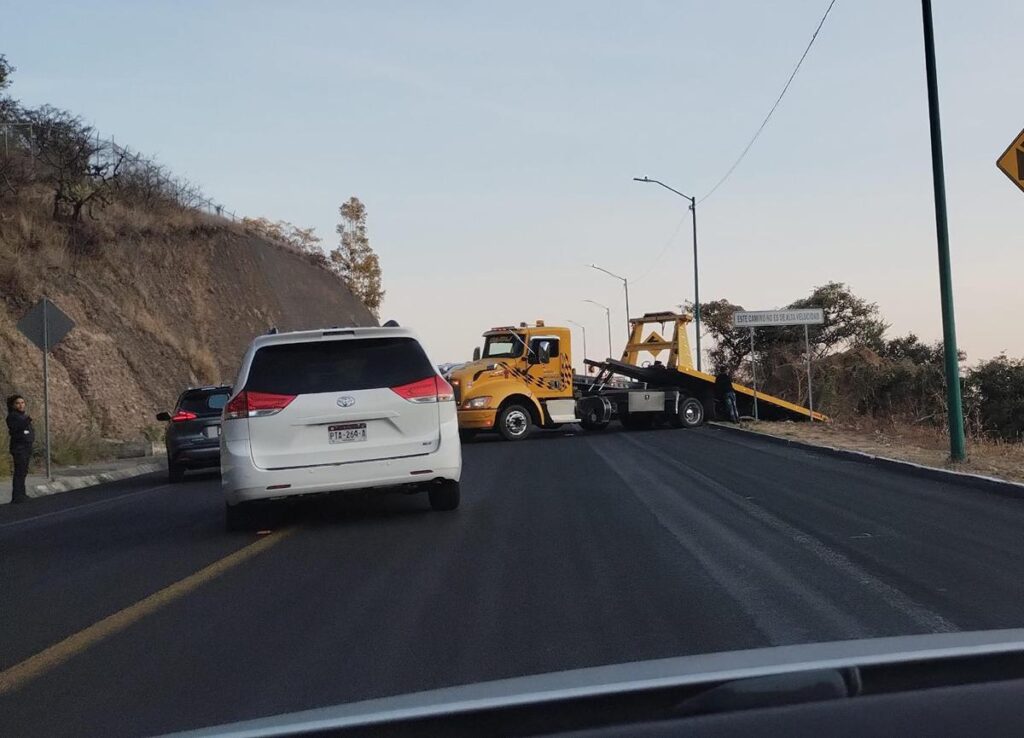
[27,461,165,499]
[709,422,1024,497]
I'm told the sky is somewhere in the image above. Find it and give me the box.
[4,1,1023,365]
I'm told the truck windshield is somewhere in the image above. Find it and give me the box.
[483,334,524,358]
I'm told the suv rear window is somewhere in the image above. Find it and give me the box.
[177,389,231,415]
[245,337,435,395]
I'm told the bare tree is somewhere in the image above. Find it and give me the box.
[21,106,129,223]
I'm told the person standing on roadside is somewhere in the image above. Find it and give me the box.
[6,394,35,504]
[714,371,740,423]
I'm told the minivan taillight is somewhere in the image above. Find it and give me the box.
[435,376,455,402]
[391,376,454,403]
[224,390,296,419]
[171,410,197,422]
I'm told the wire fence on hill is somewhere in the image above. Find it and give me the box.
[1,121,240,222]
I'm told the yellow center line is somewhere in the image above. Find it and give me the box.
[0,526,296,696]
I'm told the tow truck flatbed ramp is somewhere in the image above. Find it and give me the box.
[582,357,827,422]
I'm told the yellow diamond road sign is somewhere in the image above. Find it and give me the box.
[996,127,1024,194]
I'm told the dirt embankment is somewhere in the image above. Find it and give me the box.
[0,202,376,441]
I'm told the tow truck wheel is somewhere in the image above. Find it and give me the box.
[579,396,611,431]
[497,404,532,441]
[580,411,609,431]
[670,396,704,428]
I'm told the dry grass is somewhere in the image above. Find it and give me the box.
[184,339,219,384]
[736,419,1024,485]
[104,199,204,236]
[128,309,218,383]
[49,429,110,467]
[0,430,113,479]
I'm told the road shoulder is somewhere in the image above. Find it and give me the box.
[709,421,1024,496]
[0,456,167,505]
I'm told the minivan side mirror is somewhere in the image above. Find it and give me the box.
[156,411,171,422]
[472,347,481,361]
[538,342,551,364]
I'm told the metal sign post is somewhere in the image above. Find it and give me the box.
[749,328,758,420]
[804,324,814,421]
[16,297,75,480]
[734,309,825,421]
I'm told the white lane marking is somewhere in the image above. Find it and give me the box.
[618,433,958,634]
[0,483,174,531]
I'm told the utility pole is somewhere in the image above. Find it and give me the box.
[690,197,701,371]
[921,0,966,461]
[633,177,702,371]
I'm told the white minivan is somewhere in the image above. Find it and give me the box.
[221,326,462,530]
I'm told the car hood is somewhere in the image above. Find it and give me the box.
[164,628,1024,737]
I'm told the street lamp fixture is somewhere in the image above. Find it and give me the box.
[633,176,703,372]
[583,299,613,361]
[588,264,630,339]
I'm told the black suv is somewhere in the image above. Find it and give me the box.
[156,385,232,483]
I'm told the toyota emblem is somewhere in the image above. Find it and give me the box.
[337,396,356,408]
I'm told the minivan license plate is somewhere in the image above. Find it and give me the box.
[329,423,367,444]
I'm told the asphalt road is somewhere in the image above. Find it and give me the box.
[3,424,1024,736]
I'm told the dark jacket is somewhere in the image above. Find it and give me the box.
[714,373,734,399]
[6,411,35,453]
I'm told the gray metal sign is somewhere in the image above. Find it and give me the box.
[15,297,75,479]
[734,307,823,423]
[732,309,824,328]
[16,298,75,352]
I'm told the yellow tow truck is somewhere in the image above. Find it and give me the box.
[450,313,824,441]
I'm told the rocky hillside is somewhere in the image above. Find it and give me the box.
[0,193,376,441]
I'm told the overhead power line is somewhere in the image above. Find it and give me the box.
[699,0,838,203]
[630,214,688,283]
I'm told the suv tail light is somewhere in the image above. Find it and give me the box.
[224,391,296,419]
[391,376,455,404]
[171,410,198,422]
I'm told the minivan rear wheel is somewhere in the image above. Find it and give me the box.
[225,502,257,532]
[429,480,460,511]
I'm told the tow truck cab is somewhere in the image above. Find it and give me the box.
[450,322,579,441]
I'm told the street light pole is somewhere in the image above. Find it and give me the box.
[566,320,587,370]
[583,299,612,360]
[588,264,630,339]
[633,176,702,372]
[921,0,966,462]
[690,198,701,372]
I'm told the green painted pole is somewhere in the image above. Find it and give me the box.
[921,0,966,461]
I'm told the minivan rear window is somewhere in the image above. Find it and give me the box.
[245,337,435,395]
